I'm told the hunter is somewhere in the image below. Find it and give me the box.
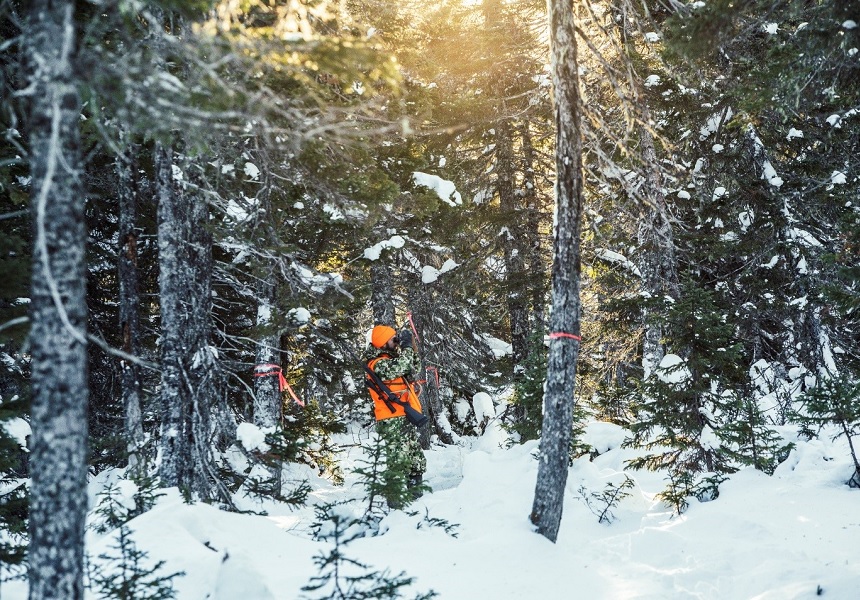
[365,324,427,505]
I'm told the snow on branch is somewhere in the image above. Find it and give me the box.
[412,172,462,207]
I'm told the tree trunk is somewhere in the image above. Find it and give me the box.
[407,284,454,446]
[530,0,583,543]
[155,142,184,489]
[612,3,680,380]
[370,260,396,326]
[253,276,281,429]
[253,275,282,488]
[521,121,547,334]
[496,119,530,377]
[637,125,680,379]
[25,2,89,597]
[117,139,146,474]
[155,146,220,501]
[483,0,530,377]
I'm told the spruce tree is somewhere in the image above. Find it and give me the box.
[794,376,860,488]
[627,281,745,508]
[88,525,185,600]
[302,502,437,600]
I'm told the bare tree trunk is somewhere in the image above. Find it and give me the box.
[155,146,220,501]
[407,285,454,446]
[530,0,583,543]
[155,142,185,489]
[521,121,547,334]
[117,139,146,474]
[253,275,281,429]
[370,260,396,325]
[25,2,89,597]
[185,165,218,499]
[496,119,530,377]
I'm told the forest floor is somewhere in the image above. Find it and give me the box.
[4,419,859,599]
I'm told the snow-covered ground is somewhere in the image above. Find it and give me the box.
[4,419,859,599]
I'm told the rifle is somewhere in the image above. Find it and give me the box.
[309,320,429,429]
[363,362,429,428]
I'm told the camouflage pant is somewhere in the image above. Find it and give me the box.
[376,417,426,478]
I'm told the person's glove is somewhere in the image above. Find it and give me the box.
[398,328,413,348]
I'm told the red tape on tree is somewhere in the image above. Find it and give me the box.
[548,332,582,342]
[254,363,305,406]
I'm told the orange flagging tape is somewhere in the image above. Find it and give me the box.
[548,332,582,341]
[254,364,304,406]
[406,312,421,344]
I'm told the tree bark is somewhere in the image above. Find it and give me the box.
[155,142,184,489]
[530,0,583,543]
[253,276,281,430]
[521,121,547,334]
[117,139,146,474]
[25,2,89,597]
[407,284,454,446]
[155,146,219,501]
[370,260,396,326]
[496,119,530,377]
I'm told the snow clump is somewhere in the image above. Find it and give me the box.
[237,422,271,453]
[655,354,691,386]
[412,172,462,207]
[364,235,406,261]
[472,392,496,428]
[421,259,460,284]
[288,307,311,324]
[243,162,260,180]
[831,171,847,185]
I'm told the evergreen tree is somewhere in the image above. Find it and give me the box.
[0,397,28,581]
[302,502,437,600]
[88,525,185,600]
[793,375,860,488]
[507,330,546,443]
[627,282,745,508]
[352,425,425,517]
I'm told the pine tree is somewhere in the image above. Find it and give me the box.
[0,398,28,581]
[88,525,185,600]
[352,424,423,517]
[627,282,745,508]
[302,502,437,600]
[793,376,860,488]
[721,395,793,475]
[507,330,546,443]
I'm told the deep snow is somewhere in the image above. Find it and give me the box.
[4,418,859,599]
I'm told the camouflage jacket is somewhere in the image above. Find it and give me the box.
[366,346,421,381]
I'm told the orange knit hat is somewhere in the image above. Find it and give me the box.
[371,325,397,349]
